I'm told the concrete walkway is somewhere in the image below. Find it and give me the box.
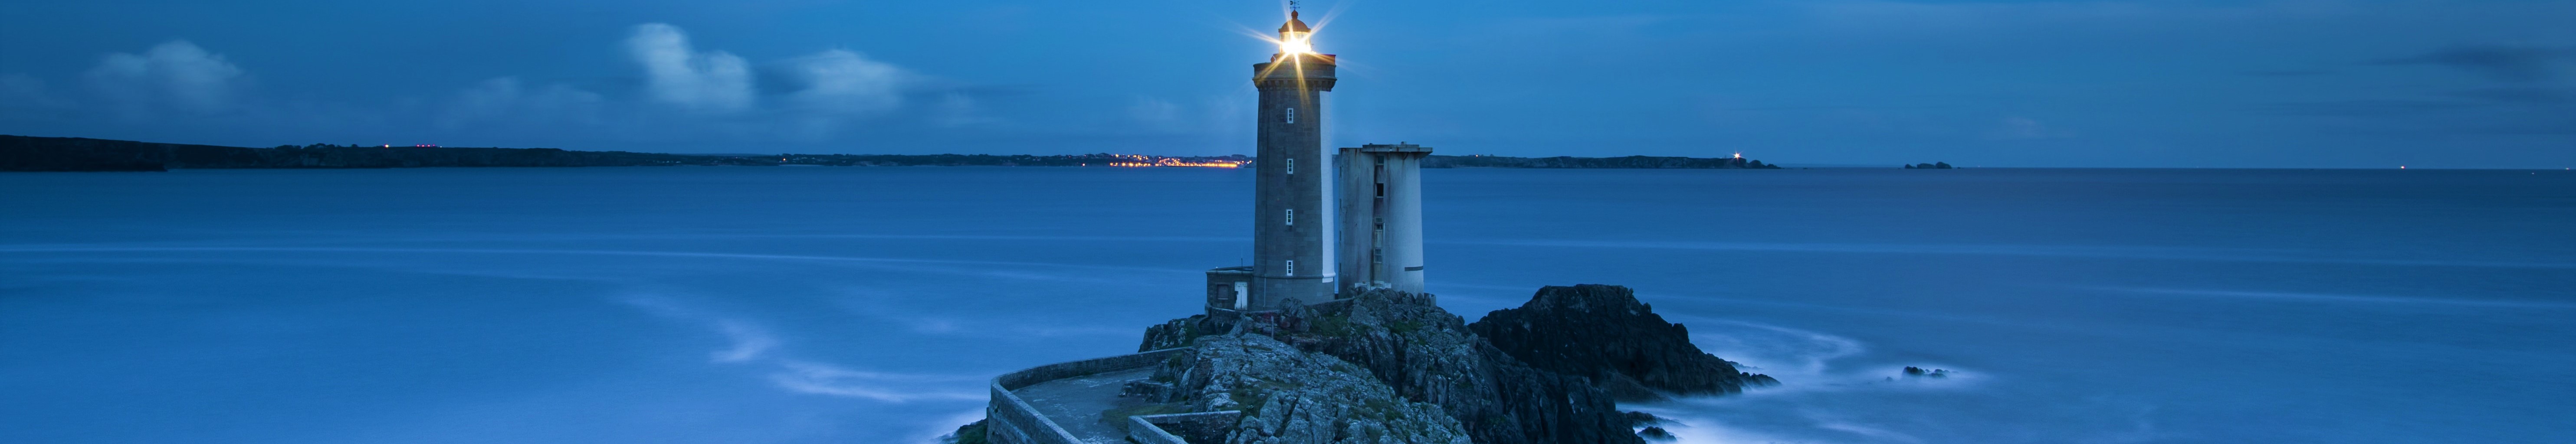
[1009,367,1157,444]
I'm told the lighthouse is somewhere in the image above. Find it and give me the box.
[1244,10,1337,310]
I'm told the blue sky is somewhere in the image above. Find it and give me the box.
[1,0,2569,167]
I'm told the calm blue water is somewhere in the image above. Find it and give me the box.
[3,167,2570,444]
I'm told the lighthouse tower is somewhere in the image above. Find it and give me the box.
[1246,10,1337,310]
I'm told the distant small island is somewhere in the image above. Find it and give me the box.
[0,135,1782,172]
[1904,162,1955,169]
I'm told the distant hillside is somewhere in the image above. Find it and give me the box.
[1425,154,1779,169]
[0,135,733,171]
[3,135,1779,171]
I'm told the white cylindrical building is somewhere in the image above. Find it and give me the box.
[1336,142,1431,294]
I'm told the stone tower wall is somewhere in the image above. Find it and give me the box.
[1247,54,1339,309]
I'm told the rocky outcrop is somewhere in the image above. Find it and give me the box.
[1222,292,1644,444]
[1902,366,1953,379]
[1132,286,1773,444]
[1139,317,1209,352]
[1159,333,1472,444]
[1277,293,1638,444]
[939,419,989,444]
[1468,284,1777,401]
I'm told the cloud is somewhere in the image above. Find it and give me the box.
[627,23,755,113]
[84,40,246,114]
[786,49,907,115]
[439,77,607,128]
[2373,44,2576,82]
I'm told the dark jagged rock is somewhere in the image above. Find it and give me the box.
[1158,333,1472,444]
[1137,293,1643,444]
[1254,292,1643,444]
[1132,286,1776,444]
[939,419,988,444]
[1140,316,1211,352]
[1622,411,1667,428]
[1637,427,1675,441]
[1468,284,1777,401]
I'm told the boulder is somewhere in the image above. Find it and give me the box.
[1467,284,1777,401]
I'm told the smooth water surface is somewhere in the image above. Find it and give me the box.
[3,166,2570,444]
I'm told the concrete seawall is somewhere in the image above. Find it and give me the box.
[987,348,1212,444]
[1127,411,1242,444]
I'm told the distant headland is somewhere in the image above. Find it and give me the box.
[0,135,1780,172]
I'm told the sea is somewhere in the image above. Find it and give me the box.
[2,166,2570,444]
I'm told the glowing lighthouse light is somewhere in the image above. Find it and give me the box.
[1276,10,1316,55]
[1280,36,1314,55]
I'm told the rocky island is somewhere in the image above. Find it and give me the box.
[956,285,1773,444]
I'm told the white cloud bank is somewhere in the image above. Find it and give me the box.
[621,22,914,118]
[27,24,958,146]
[626,23,755,113]
[788,49,908,115]
[85,40,246,114]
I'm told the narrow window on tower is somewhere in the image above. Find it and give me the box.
[1285,108,1297,124]
[1286,209,1294,225]
[1286,260,1295,276]
[1286,158,1294,175]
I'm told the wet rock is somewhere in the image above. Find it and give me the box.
[1468,284,1777,401]
[1623,411,1667,428]
[939,419,988,444]
[1637,426,1675,441]
[1132,286,1774,444]
[1261,290,1645,444]
[1141,315,1215,352]
[1161,333,1471,444]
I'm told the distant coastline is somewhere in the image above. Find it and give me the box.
[1,135,1780,172]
